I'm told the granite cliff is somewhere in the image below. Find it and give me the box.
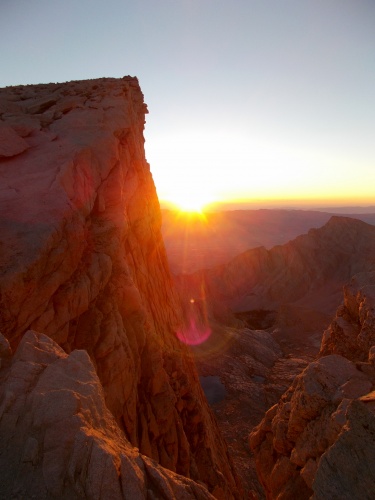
[0,77,240,498]
[250,272,375,499]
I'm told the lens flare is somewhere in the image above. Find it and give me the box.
[177,318,211,346]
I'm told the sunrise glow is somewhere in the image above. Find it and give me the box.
[168,197,207,214]
[149,127,375,211]
[162,185,215,214]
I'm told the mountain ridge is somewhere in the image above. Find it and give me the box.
[162,209,375,274]
[177,216,375,322]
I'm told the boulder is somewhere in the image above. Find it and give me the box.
[0,331,214,499]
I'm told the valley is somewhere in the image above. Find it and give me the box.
[168,213,375,497]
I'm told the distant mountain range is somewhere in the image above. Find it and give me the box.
[175,215,375,497]
[162,209,375,274]
[176,216,375,323]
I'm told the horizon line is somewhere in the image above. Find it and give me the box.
[159,199,375,214]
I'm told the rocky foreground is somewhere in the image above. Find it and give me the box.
[0,77,240,498]
[174,214,375,497]
[250,272,375,499]
[0,330,214,500]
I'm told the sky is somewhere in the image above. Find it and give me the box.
[1,0,375,210]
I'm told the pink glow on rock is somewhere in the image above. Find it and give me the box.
[177,318,211,346]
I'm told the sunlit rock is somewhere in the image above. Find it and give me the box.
[250,272,375,499]
[0,77,241,499]
[0,331,216,499]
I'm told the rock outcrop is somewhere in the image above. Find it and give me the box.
[320,271,375,361]
[0,78,240,498]
[250,272,375,499]
[0,330,215,499]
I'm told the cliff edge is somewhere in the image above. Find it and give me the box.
[0,77,240,498]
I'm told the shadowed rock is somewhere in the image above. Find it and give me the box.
[250,272,375,499]
[0,125,30,157]
[0,77,241,498]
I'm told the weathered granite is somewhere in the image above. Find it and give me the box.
[0,77,241,498]
[250,272,375,499]
[0,331,215,499]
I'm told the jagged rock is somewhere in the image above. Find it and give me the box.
[250,272,375,499]
[192,327,292,498]
[0,331,214,499]
[0,78,241,498]
[250,354,374,498]
[321,271,375,361]
[25,96,58,114]
[313,400,375,500]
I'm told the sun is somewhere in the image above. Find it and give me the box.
[166,191,212,214]
[176,196,205,213]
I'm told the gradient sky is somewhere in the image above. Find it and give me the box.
[1,0,375,209]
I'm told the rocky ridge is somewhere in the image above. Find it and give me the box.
[162,208,375,275]
[0,330,215,500]
[250,272,375,499]
[191,313,317,497]
[0,78,240,498]
[320,271,375,361]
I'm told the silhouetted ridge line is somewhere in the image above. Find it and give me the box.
[176,215,375,320]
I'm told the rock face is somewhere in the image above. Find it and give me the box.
[0,330,215,499]
[250,272,375,499]
[320,271,375,361]
[0,78,240,498]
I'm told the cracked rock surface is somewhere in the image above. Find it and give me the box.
[0,77,241,498]
[0,331,215,499]
[250,272,375,499]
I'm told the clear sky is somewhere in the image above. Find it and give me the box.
[1,0,375,210]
